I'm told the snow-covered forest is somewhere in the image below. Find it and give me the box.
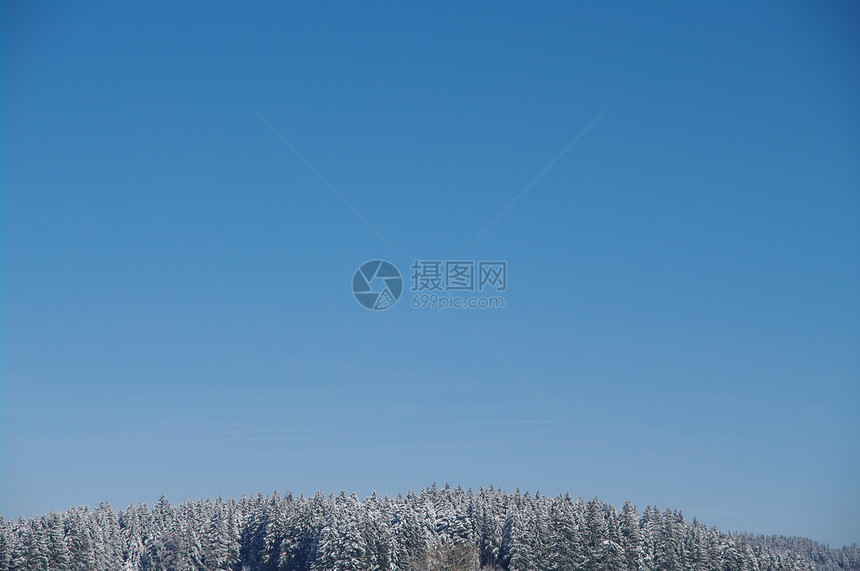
[737,534,859,571]
[1,484,855,571]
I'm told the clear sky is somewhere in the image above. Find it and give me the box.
[2,0,858,548]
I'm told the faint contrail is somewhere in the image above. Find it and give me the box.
[253,109,390,247]
[469,109,605,246]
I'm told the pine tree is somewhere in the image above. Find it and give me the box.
[477,498,502,571]
[361,491,393,571]
[0,517,10,571]
[604,504,626,571]
[202,499,232,571]
[44,512,71,571]
[66,508,96,571]
[312,492,366,571]
[655,508,684,571]
[392,492,424,570]
[581,497,606,571]
[500,506,535,571]
[23,519,49,571]
[619,501,642,571]
[92,502,122,570]
[544,494,578,571]
[260,491,285,571]
[9,520,27,571]
[639,506,660,571]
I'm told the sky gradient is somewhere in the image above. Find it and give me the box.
[2,1,859,547]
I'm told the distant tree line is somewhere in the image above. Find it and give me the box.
[737,533,859,571]
[0,484,845,571]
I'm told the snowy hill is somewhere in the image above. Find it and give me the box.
[1,484,849,570]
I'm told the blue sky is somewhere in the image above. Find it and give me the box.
[2,0,858,547]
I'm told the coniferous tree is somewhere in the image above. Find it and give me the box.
[44,512,71,571]
[313,492,366,571]
[582,497,607,571]
[620,501,642,571]
[67,507,96,571]
[603,504,625,571]
[0,517,10,571]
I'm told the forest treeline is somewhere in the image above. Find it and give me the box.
[2,484,856,571]
[737,534,859,571]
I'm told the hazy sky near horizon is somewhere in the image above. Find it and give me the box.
[2,1,859,547]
